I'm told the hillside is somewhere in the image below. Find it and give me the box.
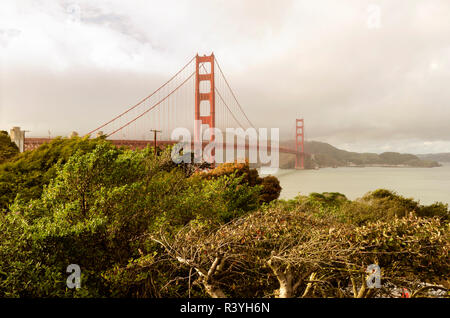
[279,140,441,169]
[417,153,450,163]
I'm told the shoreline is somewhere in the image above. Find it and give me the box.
[277,163,447,170]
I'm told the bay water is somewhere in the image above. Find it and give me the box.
[272,163,450,205]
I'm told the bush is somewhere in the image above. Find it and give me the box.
[359,189,449,222]
[1,136,447,298]
[150,204,449,298]
[0,143,264,297]
[199,162,281,205]
[0,136,108,211]
[292,189,449,225]
[259,176,282,204]
[0,131,19,165]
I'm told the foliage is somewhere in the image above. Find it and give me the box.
[0,131,19,165]
[199,162,281,204]
[153,204,449,298]
[0,143,263,297]
[199,162,260,185]
[0,135,447,298]
[259,176,282,204]
[0,136,108,211]
[290,189,449,225]
[348,215,449,296]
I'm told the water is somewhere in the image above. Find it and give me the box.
[272,163,450,205]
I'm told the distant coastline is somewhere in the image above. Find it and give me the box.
[417,153,450,163]
[278,140,442,170]
[345,163,442,168]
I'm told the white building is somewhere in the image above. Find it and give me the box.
[10,126,26,153]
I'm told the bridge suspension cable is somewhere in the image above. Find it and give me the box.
[198,63,246,130]
[107,71,195,137]
[214,57,256,130]
[69,53,306,165]
[86,56,195,137]
[214,87,246,129]
[86,54,260,143]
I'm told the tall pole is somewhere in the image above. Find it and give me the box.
[150,129,162,157]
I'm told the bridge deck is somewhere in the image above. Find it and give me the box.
[23,138,303,155]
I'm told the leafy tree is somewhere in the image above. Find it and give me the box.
[0,143,262,297]
[290,189,449,225]
[0,131,19,165]
[0,136,108,211]
[199,162,281,205]
[259,176,282,203]
[1,134,447,299]
[153,204,449,298]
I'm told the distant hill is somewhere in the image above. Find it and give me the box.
[279,140,441,169]
[417,153,450,163]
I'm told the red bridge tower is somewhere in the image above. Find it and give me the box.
[295,119,305,169]
[194,54,216,145]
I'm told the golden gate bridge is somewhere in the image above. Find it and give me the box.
[24,54,306,169]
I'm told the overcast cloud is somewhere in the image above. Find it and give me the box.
[1,0,450,153]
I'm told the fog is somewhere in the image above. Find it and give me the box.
[1,0,450,153]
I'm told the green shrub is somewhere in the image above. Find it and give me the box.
[0,131,19,165]
[290,189,449,226]
[0,143,263,297]
[0,136,108,211]
[198,162,281,204]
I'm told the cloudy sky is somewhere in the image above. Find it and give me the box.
[1,0,450,154]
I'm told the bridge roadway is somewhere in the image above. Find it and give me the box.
[23,137,301,155]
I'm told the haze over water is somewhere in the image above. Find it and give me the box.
[274,163,450,205]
